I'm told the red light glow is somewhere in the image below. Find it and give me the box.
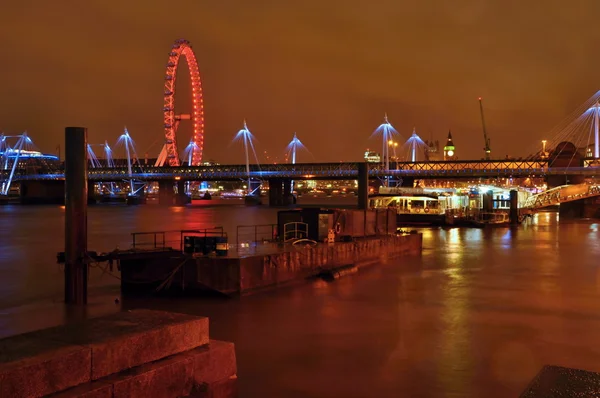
[163,39,204,166]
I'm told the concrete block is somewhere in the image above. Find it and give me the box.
[190,340,237,385]
[107,339,235,398]
[0,333,91,398]
[0,309,209,397]
[46,309,209,380]
[49,380,113,398]
[49,341,234,398]
[520,365,600,397]
[189,376,239,398]
[111,352,194,398]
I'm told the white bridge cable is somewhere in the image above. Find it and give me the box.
[525,90,600,165]
[115,127,146,195]
[87,144,102,168]
[0,132,33,195]
[231,121,263,194]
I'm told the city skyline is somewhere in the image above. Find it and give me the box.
[1,1,600,163]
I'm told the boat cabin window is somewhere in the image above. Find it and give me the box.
[411,200,425,209]
[426,200,439,209]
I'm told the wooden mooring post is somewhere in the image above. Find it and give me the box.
[509,189,519,225]
[64,127,88,304]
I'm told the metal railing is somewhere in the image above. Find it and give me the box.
[131,231,168,250]
[236,224,278,247]
[179,228,226,252]
[283,222,308,242]
[130,227,225,251]
[15,160,600,182]
[523,183,600,209]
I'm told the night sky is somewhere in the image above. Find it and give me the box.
[1,1,599,163]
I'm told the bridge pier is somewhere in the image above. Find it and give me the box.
[175,180,190,206]
[244,179,263,205]
[358,163,369,210]
[482,190,493,212]
[125,194,146,205]
[124,182,147,205]
[559,197,600,219]
[158,180,174,205]
[88,182,98,204]
[509,189,519,225]
[480,190,494,221]
[267,178,294,207]
[283,179,293,204]
[20,180,65,205]
[158,180,190,206]
[14,181,114,205]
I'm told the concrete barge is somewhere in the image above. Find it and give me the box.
[118,233,422,296]
[57,208,422,297]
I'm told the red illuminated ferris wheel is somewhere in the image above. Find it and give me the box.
[161,39,204,166]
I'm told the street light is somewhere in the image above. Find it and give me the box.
[541,140,548,158]
[388,140,398,157]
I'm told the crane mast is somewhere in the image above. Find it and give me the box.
[478,97,491,160]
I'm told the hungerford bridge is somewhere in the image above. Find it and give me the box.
[4,160,600,181]
[1,39,600,209]
[1,140,599,208]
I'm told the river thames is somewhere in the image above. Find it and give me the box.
[1,201,600,397]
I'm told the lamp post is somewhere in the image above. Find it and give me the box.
[388,140,398,159]
[542,140,547,159]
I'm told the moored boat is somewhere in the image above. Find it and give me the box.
[369,187,470,226]
[469,212,510,228]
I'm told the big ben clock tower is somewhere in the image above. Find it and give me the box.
[443,130,457,160]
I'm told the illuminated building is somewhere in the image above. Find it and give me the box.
[443,131,457,160]
[364,150,381,163]
[424,139,441,161]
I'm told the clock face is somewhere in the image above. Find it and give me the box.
[447,150,454,157]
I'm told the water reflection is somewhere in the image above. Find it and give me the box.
[2,205,600,396]
[0,204,280,308]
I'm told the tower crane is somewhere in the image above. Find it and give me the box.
[478,97,492,160]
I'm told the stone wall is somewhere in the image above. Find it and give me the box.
[197,233,422,295]
[0,310,237,398]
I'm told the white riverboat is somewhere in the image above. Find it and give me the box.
[369,187,471,226]
[370,186,533,226]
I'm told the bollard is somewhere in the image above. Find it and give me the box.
[357,162,369,236]
[482,190,494,221]
[64,127,88,304]
[483,190,494,212]
[357,162,369,210]
[509,189,519,225]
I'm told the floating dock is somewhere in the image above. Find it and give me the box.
[116,233,422,296]
[57,208,423,297]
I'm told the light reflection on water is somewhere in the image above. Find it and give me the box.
[0,203,280,308]
[1,205,600,396]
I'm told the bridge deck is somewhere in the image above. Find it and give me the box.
[2,160,600,182]
[523,183,600,209]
